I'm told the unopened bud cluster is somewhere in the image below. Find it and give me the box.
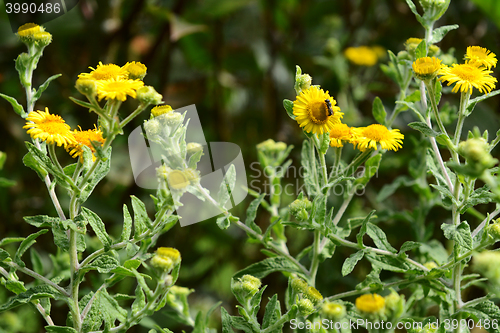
[289,198,312,222]
[151,247,181,273]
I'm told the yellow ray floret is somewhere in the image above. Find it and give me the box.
[66,127,105,160]
[96,78,145,101]
[352,124,404,152]
[293,87,343,135]
[438,62,497,95]
[79,62,128,81]
[329,123,355,148]
[344,46,378,66]
[23,108,76,147]
[465,46,497,69]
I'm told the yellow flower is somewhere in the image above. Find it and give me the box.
[96,78,144,101]
[355,294,385,313]
[344,46,378,66]
[79,62,128,81]
[17,23,42,37]
[412,57,442,80]
[465,46,497,69]
[23,108,76,147]
[329,123,355,147]
[151,247,181,271]
[352,124,404,152]
[122,61,147,80]
[293,87,343,135]
[151,105,173,117]
[438,62,497,94]
[66,127,105,160]
[405,37,422,47]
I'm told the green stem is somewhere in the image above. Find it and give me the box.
[119,103,148,128]
[261,311,294,333]
[343,149,373,178]
[425,81,448,136]
[309,230,321,286]
[454,91,470,147]
[69,229,82,332]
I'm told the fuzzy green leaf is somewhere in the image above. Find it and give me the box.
[283,99,295,120]
[120,204,133,242]
[131,195,152,237]
[0,285,61,312]
[441,222,472,250]
[245,194,264,234]
[372,97,387,125]
[262,294,281,330]
[14,229,48,267]
[431,25,458,44]
[23,151,48,180]
[0,93,26,118]
[367,223,397,253]
[45,326,78,333]
[218,164,236,207]
[408,122,440,137]
[342,250,364,276]
[233,257,303,279]
[33,74,61,102]
[81,207,112,249]
[415,40,427,59]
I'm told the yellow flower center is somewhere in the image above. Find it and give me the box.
[356,294,385,313]
[18,23,41,37]
[330,123,350,139]
[167,170,190,190]
[152,105,173,117]
[87,63,126,80]
[37,117,70,135]
[450,64,481,82]
[308,101,330,124]
[413,57,441,75]
[362,124,390,141]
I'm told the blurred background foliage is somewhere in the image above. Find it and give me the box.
[0,0,499,331]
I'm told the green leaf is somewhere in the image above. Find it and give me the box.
[408,121,440,137]
[0,285,61,312]
[14,229,48,267]
[355,153,382,186]
[5,280,27,294]
[81,207,112,249]
[372,97,387,125]
[216,215,231,230]
[262,294,281,330]
[218,164,236,207]
[431,25,458,44]
[120,204,133,242]
[0,93,26,118]
[367,223,397,253]
[132,285,146,314]
[23,151,48,180]
[221,308,236,333]
[188,149,204,169]
[0,248,11,261]
[283,99,295,120]
[441,222,472,250]
[405,0,423,24]
[376,176,414,202]
[0,238,25,247]
[404,89,421,103]
[98,289,127,328]
[233,257,303,279]
[78,148,111,204]
[131,195,152,237]
[33,74,61,101]
[357,211,376,247]
[467,89,500,116]
[342,250,364,276]
[45,326,78,333]
[399,241,422,254]
[244,194,264,234]
[23,215,59,228]
[0,177,15,187]
[366,254,410,273]
[83,255,119,274]
[415,40,427,59]
[356,268,383,290]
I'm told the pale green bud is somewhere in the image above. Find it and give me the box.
[291,278,308,294]
[321,301,346,321]
[136,86,163,105]
[144,118,161,137]
[458,138,497,170]
[473,251,500,286]
[304,286,323,304]
[297,298,315,316]
[487,219,500,241]
[75,78,98,98]
[187,142,203,155]
[33,31,52,47]
[256,139,288,154]
[163,112,183,127]
[294,65,312,95]
[240,275,262,296]
[151,247,181,272]
[290,198,312,222]
[384,291,405,319]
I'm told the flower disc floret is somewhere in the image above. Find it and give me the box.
[355,294,385,313]
[151,105,173,117]
[167,170,190,190]
[438,63,497,95]
[352,124,404,152]
[96,78,144,101]
[412,57,442,80]
[79,62,128,81]
[17,23,42,37]
[465,46,497,69]
[344,46,378,66]
[293,87,343,135]
[23,108,76,147]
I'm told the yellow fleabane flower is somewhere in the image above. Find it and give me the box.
[438,62,497,94]
[329,123,355,147]
[96,78,144,101]
[123,61,147,80]
[412,57,442,81]
[352,124,404,152]
[356,294,385,313]
[465,46,497,69]
[344,46,378,66]
[17,23,42,37]
[23,108,76,147]
[79,62,128,81]
[66,127,105,160]
[293,87,343,135]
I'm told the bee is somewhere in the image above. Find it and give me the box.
[325,99,334,116]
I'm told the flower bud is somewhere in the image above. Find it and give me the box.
[384,291,405,319]
[289,198,312,222]
[428,45,440,57]
[297,298,315,316]
[151,247,181,272]
[33,31,52,47]
[412,57,442,81]
[291,278,308,294]
[163,112,183,128]
[136,86,163,105]
[487,219,500,242]
[473,251,500,286]
[166,170,190,191]
[144,118,161,138]
[151,105,173,117]
[321,301,346,321]
[294,66,312,95]
[240,275,262,296]
[458,138,497,172]
[187,142,203,155]
[17,23,43,43]
[424,261,438,270]
[256,139,287,154]
[123,61,147,80]
[304,286,323,304]
[75,78,98,98]
[419,0,446,10]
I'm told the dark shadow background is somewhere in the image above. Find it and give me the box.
[0,0,499,331]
